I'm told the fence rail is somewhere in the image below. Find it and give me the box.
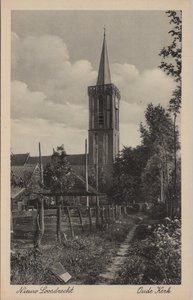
[11,204,130,249]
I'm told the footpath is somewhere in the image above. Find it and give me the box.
[97,223,137,284]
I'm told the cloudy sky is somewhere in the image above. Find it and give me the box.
[11,10,176,156]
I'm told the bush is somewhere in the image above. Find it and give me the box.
[115,217,181,284]
[133,204,140,212]
[135,224,153,240]
[148,202,166,219]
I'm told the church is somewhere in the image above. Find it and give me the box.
[11,31,121,204]
[87,30,121,192]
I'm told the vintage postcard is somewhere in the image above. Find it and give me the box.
[1,0,192,299]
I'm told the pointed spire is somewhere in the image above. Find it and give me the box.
[97,28,111,85]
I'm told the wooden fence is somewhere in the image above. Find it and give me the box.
[12,204,129,249]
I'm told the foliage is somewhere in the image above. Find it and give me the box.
[140,103,176,154]
[159,10,182,114]
[115,218,181,284]
[159,11,182,216]
[148,202,167,220]
[111,146,148,204]
[11,219,131,284]
[140,104,180,214]
[43,146,75,194]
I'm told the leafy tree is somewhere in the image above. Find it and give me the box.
[140,104,179,216]
[44,146,75,242]
[44,147,75,194]
[159,10,182,216]
[111,146,148,204]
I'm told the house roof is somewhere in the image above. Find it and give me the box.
[27,155,52,165]
[71,174,98,195]
[27,154,86,166]
[11,187,26,200]
[11,164,37,180]
[66,154,85,165]
[11,153,30,166]
[31,173,100,197]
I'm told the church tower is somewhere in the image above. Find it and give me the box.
[88,30,121,192]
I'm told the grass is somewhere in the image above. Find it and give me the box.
[11,217,134,285]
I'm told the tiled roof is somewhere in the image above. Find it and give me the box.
[72,174,98,195]
[11,153,30,166]
[27,155,52,165]
[27,154,85,166]
[11,187,26,199]
[66,154,85,165]
[31,174,99,196]
[11,165,37,180]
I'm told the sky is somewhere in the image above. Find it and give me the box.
[11,10,176,156]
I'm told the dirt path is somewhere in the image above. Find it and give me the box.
[97,224,137,284]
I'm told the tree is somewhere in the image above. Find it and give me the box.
[111,146,148,204]
[159,10,182,216]
[44,146,75,243]
[140,104,179,216]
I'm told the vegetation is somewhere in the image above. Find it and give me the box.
[11,11,182,285]
[11,218,132,285]
[44,146,76,243]
[111,146,148,204]
[111,11,181,218]
[159,10,182,217]
[44,146,76,194]
[114,217,181,285]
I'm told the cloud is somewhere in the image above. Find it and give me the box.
[120,100,144,125]
[11,118,87,155]
[11,32,177,154]
[11,32,97,106]
[120,123,141,148]
[11,80,88,129]
[111,63,176,107]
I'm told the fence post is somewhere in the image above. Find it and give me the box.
[66,207,74,238]
[108,205,111,222]
[104,207,108,223]
[102,206,105,224]
[96,206,100,229]
[78,207,84,232]
[57,199,62,243]
[124,205,127,216]
[119,205,121,218]
[112,204,115,221]
[34,197,44,250]
[115,204,119,220]
[88,207,92,232]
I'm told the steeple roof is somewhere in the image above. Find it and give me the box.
[97,29,111,85]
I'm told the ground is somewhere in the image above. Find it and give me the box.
[11,211,181,285]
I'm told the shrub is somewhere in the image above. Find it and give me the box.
[115,217,181,284]
[148,202,167,219]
